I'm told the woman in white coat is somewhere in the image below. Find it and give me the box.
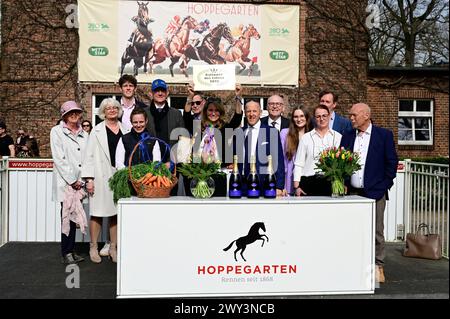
[50,101,88,264]
[82,98,128,263]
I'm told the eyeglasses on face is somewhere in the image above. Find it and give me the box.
[82,124,91,127]
[315,114,329,120]
[268,102,283,107]
[105,106,118,111]
[191,100,203,106]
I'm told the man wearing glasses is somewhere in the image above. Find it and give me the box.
[292,104,341,196]
[260,95,289,132]
[183,83,206,136]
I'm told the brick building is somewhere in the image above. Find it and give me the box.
[1,0,448,159]
[368,66,449,158]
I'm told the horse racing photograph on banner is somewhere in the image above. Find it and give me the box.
[78,0,299,85]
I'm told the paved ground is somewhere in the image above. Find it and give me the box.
[0,242,447,299]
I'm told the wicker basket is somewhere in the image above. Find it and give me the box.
[128,139,177,198]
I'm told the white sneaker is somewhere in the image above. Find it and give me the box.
[99,241,111,257]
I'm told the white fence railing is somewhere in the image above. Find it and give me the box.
[404,159,449,259]
[384,165,405,242]
[2,158,403,243]
[1,158,448,259]
[0,159,8,247]
[2,158,108,244]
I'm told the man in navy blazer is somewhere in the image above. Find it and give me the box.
[234,100,286,196]
[340,103,398,284]
[260,95,290,131]
[319,90,353,135]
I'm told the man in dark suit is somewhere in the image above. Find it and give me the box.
[145,79,185,148]
[234,100,286,196]
[145,79,186,196]
[260,95,289,131]
[340,103,398,284]
[319,90,352,135]
[118,74,148,130]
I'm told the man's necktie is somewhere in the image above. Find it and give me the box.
[244,127,254,172]
[271,121,277,128]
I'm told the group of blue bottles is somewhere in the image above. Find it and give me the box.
[228,155,276,199]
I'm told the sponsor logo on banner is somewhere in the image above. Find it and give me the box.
[197,222,298,283]
[269,27,289,37]
[89,46,109,56]
[88,23,110,32]
[269,50,289,60]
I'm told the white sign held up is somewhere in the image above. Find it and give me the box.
[193,65,236,91]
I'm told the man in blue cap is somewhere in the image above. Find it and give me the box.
[145,79,185,196]
[145,79,184,150]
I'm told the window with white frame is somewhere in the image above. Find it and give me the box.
[398,99,433,145]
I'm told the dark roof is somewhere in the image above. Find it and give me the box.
[369,65,449,76]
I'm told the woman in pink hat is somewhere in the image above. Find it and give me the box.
[50,100,87,265]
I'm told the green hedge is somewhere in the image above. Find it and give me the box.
[399,156,449,165]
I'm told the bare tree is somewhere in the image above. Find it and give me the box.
[368,4,405,65]
[416,8,449,65]
[369,0,449,66]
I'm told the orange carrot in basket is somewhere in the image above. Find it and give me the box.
[148,175,157,183]
[142,173,154,185]
[160,176,170,187]
[156,176,162,187]
[140,173,150,184]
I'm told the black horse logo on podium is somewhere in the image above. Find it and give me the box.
[223,222,269,262]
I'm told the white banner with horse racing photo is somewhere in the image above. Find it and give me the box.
[78,0,299,86]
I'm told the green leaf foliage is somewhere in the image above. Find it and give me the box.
[177,162,224,180]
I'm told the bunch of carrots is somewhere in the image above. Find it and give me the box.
[136,172,172,187]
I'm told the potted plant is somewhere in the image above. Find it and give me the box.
[178,153,224,199]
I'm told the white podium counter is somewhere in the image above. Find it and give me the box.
[117,196,375,298]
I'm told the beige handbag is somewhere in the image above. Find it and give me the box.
[403,223,442,260]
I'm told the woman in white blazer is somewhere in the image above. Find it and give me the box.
[82,98,128,263]
[50,101,88,265]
